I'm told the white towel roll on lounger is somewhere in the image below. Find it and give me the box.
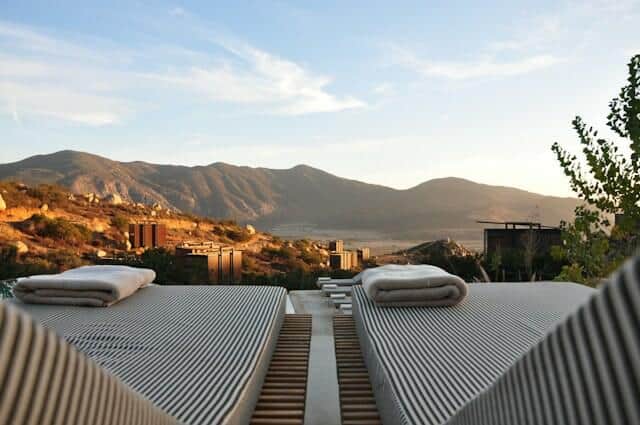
[362,264,467,307]
[14,265,156,307]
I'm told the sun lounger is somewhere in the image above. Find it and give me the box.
[315,273,362,288]
[352,281,596,424]
[0,302,178,425]
[322,285,353,296]
[339,304,352,314]
[332,297,352,308]
[447,259,640,425]
[5,285,288,425]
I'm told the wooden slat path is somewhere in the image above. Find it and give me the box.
[334,315,381,425]
[250,314,312,425]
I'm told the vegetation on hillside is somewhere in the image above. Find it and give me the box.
[551,54,640,284]
[0,181,330,289]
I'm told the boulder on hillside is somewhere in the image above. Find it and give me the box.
[0,194,6,211]
[152,203,163,211]
[245,224,256,235]
[40,203,49,212]
[84,193,100,204]
[104,193,123,205]
[12,241,28,254]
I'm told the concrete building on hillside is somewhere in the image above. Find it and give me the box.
[330,251,353,270]
[129,223,167,249]
[329,240,344,253]
[175,242,243,284]
[357,248,370,262]
[328,240,371,270]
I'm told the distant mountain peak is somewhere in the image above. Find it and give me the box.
[0,151,579,240]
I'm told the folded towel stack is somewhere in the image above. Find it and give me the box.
[362,264,467,307]
[14,265,156,307]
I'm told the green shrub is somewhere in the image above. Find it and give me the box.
[110,214,129,232]
[300,249,323,266]
[225,227,252,242]
[139,248,176,284]
[0,246,86,282]
[26,184,70,209]
[261,246,296,260]
[27,214,92,245]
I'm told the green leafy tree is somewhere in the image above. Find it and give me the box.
[551,54,640,283]
[551,206,610,285]
[552,54,640,231]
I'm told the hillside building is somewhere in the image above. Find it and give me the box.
[330,251,354,270]
[478,221,562,259]
[328,240,371,270]
[329,240,344,253]
[175,242,243,284]
[357,248,370,262]
[129,223,167,249]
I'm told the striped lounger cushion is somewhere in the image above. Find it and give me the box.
[7,285,286,425]
[352,282,595,425]
[0,302,177,425]
[448,257,640,425]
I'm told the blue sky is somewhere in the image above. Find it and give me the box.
[0,1,638,196]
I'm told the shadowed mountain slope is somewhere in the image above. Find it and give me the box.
[0,151,579,239]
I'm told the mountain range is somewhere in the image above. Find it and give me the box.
[0,151,579,240]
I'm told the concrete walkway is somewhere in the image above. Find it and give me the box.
[289,290,341,425]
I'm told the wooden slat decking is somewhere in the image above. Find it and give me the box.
[334,315,381,425]
[250,314,312,425]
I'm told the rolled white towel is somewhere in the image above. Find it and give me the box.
[14,265,156,307]
[362,264,467,307]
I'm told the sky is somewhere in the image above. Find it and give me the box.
[0,0,638,197]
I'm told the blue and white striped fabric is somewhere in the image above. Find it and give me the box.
[10,285,286,425]
[353,281,595,425]
[449,258,640,425]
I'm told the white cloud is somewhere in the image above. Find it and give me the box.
[0,82,127,126]
[0,22,134,125]
[487,16,564,53]
[395,47,560,80]
[169,7,187,17]
[148,40,366,115]
[0,21,106,62]
[0,21,364,124]
[373,82,395,95]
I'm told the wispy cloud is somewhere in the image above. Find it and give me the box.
[0,20,364,125]
[169,7,187,17]
[147,39,365,115]
[393,45,560,80]
[0,22,133,125]
[487,16,565,53]
[372,82,395,96]
[1,81,128,126]
[387,8,582,81]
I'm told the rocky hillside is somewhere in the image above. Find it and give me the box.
[377,239,488,281]
[0,181,330,280]
[0,151,580,241]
